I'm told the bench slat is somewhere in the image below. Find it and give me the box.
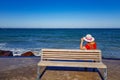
[43,56,100,59]
[38,61,107,68]
[43,54,100,58]
[42,49,101,52]
[42,52,100,55]
[43,58,100,62]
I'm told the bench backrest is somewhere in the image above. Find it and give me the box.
[41,49,102,62]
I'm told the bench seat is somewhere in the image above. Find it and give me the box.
[38,61,107,68]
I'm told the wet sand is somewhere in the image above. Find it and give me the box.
[0,57,120,80]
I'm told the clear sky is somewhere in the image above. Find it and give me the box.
[0,0,120,28]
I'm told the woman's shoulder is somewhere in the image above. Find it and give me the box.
[90,41,96,44]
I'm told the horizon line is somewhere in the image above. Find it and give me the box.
[0,27,120,29]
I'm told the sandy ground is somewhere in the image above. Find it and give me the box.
[0,57,120,80]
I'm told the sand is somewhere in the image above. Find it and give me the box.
[0,57,120,80]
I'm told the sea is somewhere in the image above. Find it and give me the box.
[0,28,120,59]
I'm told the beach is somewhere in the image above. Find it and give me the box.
[0,57,120,80]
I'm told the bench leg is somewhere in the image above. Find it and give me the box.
[104,68,107,80]
[37,66,40,80]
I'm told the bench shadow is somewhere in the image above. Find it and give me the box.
[39,66,104,80]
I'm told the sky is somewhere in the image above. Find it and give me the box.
[0,0,120,28]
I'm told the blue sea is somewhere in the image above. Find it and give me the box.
[0,28,120,59]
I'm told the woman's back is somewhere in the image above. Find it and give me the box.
[85,42,97,50]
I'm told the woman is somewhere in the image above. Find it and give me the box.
[80,34,97,50]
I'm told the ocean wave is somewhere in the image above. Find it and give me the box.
[0,43,7,46]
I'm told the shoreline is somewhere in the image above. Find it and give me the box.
[0,56,120,60]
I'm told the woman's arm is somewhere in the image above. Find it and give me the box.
[80,38,86,50]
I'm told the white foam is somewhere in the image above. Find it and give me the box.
[0,43,7,46]
[0,43,7,49]
[0,47,41,56]
[31,50,41,56]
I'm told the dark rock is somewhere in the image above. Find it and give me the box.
[21,51,35,56]
[0,50,13,56]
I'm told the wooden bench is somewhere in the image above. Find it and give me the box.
[37,49,107,80]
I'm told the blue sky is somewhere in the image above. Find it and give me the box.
[0,0,120,28]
